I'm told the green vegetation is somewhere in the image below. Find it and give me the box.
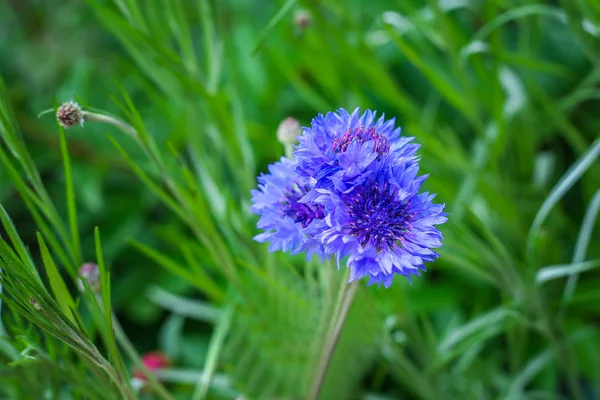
[0,0,599,399]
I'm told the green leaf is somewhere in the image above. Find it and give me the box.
[0,204,37,276]
[251,0,298,54]
[527,139,600,265]
[562,189,600,301]
[36,233,76,324]
[192,298,235,400]
[58,124,81,265]
[536,260,600,284]
[94,228,120,369]
[130,239,224,302]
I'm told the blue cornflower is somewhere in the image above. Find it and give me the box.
[314,161,447,288]
[250,157,326,258]
[251,108,446,287]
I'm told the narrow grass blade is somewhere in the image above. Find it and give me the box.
[147,285,221,323]
[252,0,298,54]
[36,233,76,324]
[192,299,235,400]
[527,139,600,265]
[536,260,600,284]
[130,239,224,302]
[562,189,600,302]
[58,125,81,265]
[0,205,37,275]
[94,228,119,368]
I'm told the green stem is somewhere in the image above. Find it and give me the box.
[309,277,359,400]
[111,311,176,400]
[284,143,294,159]
[532,291,584,400]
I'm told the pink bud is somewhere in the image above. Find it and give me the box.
[78,262,101,293]
[294,10,311,30]
[277,117,302,145]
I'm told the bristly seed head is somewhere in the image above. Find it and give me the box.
[282,184,325,228]
[345,181,414,252]
[56,101,84,129]
[331,126,390,156]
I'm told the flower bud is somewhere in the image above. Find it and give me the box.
[56,101,84,129]
[276,117,302,146]
[133,352,171,382]
[78,262,101,293]
[294,9,311,30]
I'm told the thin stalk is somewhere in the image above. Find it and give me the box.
[284,143,294,159]
[94,293,174,400]
[111,311,176,400]
[309,278,359,400]
[531,291,584,400]
[83,112,139,140]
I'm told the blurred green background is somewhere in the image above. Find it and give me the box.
[0,0,599,399]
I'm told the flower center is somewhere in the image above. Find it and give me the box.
[282,185,325,228]
[345,181,413,251]
[331,126,390,156]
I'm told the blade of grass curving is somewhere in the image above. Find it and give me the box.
[197,0,220,92]
[0,205,37,275]
[505,348,554,400]
[58,123,81,265]
[147,285,221,323]
[163,0,198,75]
[94,228,119,369]
[562,189,600,303]
[252,0,298,54]
[438,307,524,354]
[0,141,77,273]
[36,233,76,324]
[526,138,600,267]
[384,26,473,120]
[192,299,235,400]
[129,239,223,301]
[536,260,600,284]
[459,5,566,62]
[106,134,185,219]
[112,0,147,32]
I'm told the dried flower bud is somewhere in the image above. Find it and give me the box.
[56,101,84,129]
[294,9,311,30]
[30,297,41,310]
[133,352,171,382]
[78,262,101,293]
[276,117,302,146]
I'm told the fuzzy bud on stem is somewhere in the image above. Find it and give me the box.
[277,117,302,158]
[56,101,84,129]
[294,9,311,30]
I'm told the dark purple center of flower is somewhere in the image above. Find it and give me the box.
[345,182,414,252]
[331,126,390,156]
[282,185,325,228]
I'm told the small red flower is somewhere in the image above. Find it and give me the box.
[133,351,170,381]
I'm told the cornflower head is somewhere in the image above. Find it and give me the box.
[251,108,446,287]
[250,157,326,259]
